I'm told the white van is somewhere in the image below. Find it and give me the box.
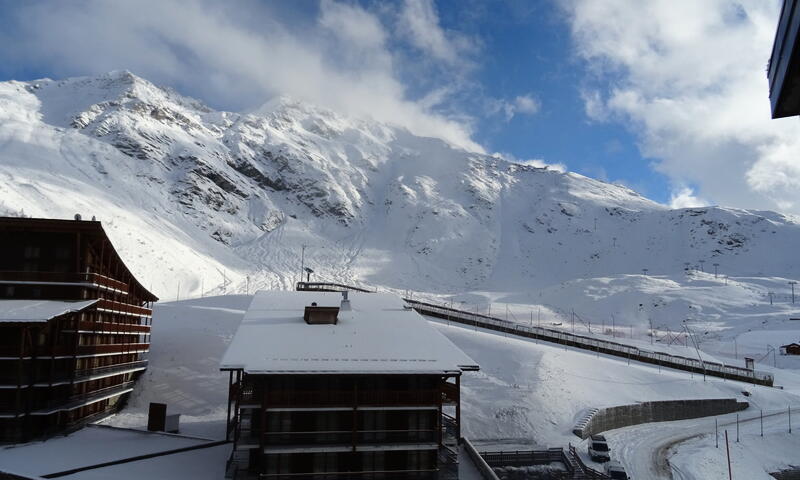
[588,434,611,462]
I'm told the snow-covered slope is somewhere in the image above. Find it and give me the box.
[1,71,799,300]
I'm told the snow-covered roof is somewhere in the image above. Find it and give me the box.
[220,291,479,375]
[0,299,98,323]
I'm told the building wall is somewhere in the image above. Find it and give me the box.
[231,373,457,478]
[0,218,155,442]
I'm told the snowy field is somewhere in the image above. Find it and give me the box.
[1,292,798,479]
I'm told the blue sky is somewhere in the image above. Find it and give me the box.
[0,0,796,214]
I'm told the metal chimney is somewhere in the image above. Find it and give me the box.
[340,290,351,311]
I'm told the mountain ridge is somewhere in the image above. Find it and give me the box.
[0,71,798,299]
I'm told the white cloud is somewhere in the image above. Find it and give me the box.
[669,186,710,209]
[0,0,484,152]
[514,94,540,115]
[486,94,540,121]
[564,0,800,215]
[398,0,476,68]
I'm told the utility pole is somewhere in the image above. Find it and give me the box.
[768,291,774,305]
[649,317,654,345]
[715,419,719,448]
[685,324,707,381]
[736,414,739,442]
[713,263,719,278]
[571,309,575,334]
[725,430,732,480]
[299,244,307,285]
[789,281,797,304]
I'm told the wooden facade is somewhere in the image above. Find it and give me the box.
[781,343,800,355]
[224,372,462,479]
[0,217,157,442]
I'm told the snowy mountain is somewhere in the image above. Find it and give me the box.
[1,71,799,300]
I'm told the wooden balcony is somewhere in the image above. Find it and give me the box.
[95,299,152,317]
[0,271,129,294]
[243,388,442,408]
[75,319,150,334]
[77,343,149,356]
[0,342,149,358]
[262,429,438,446]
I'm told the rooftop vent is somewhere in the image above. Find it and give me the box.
[304,303,339,325]
[340,291,351,311]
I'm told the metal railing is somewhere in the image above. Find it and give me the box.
[296,282,373,293]
[241,388,442,407]
[263,429,437,445]
[293,282,775,386]
[408,299,775,387]
[567,444,611,479]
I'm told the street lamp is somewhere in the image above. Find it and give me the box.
[304,267,314,283]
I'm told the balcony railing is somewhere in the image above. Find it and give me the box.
[0,381,135,416]
[0,360,147,386]
[259,469,438,479]
[95,299,151,317]
[0,271,129,294]
[243,389,442,407]
[75,319,150,334]
[77,343,149,356]
[262,429,438,446]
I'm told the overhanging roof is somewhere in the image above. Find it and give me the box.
[0,217,158,302]
[220,291,480,375]
[0,299,98,323]
[769,0,800,118]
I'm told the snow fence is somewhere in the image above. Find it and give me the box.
[571,398,748,439]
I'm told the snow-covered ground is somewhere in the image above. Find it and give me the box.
[0,425,217,477]
[2,293,798,478]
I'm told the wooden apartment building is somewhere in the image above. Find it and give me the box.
[0,216,157,442]
[221,291,479,479]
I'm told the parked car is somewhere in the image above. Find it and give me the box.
[604,460,629,479]
[588,434,611,462]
